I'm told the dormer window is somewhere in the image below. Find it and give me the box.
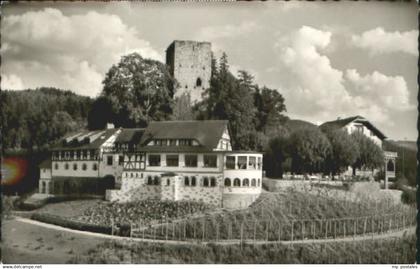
[179,139,192,146]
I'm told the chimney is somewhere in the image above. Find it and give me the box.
[106,123,115,129]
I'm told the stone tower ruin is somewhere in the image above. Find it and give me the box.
[166,40,212,103]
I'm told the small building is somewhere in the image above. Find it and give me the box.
[320,115,397,188]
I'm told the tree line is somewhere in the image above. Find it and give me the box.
[265,125,385,178]
[1,87,92,151]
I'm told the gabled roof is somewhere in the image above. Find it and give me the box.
[139,120,228,151]
[320,116,386,140]
[52,128,120,150]
[39,159,51,169]
[115,128,145,144]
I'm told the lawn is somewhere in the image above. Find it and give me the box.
[1,218,110,264]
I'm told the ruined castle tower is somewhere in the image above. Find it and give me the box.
[166,40,212,103]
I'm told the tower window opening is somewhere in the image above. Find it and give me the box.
[196,78,202,87]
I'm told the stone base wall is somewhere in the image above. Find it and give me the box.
[107,174,262,208]
[222,193,260,209]
[177,186,223,207]
[106,185,160,202]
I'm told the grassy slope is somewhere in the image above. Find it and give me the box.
[69,233,416,264]
[140,188,415,241]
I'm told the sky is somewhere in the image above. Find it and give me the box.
[1,1,418,141]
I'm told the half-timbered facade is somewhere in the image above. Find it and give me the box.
[106,120,263,209]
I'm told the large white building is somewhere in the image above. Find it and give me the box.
[39,120,263,209]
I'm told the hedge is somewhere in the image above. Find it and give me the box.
[31,212,131,236]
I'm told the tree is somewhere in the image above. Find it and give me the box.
[254,86,288,132]
[264,126,290,178]
[87,96,114,130]
[288,127,331,174]
[351,132,384,175]
[322,128,359,177]
[1,88,91,150]
[100,52,175,128]
[200,53,257,150]
[172,92,194,121]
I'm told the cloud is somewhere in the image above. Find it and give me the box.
[1,8,161,97]
[345,69,412,111]
[351,27,418,56]
[196,21,260,42]
[275,26,413,127]
[1,74,25,90]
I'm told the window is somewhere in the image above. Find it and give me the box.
[169,139,177,146]
[154,139,162,146]
[210,177,217,187]
[65,163,69,170]
[203,177,209,187]
[41,181,46,194]
[131,173,133,178]
[107,156,113,166]
[147,176,153,185]
[248,156,257,169]
[185,155,198,167]
[258,178,261,187]
[82,163,87,171]
[166,155,179,167]
[76,151,80,160]
[154,176,160,185]
[204,155,217,168]
[243,178,250,187]
[234,178,241,187]
[184,176,190,186]
[237,156,247,169]
[179,139,192,146]
[118,156,124,165]
[226,156,235,169]
[355,125,364,134]
[148,155,161,166]
[54,163,59,170]
[196,77,202,87]
[387,160,395,172]
[257,157,262,170]
[251,178,256,187]
[191,176,197,186]
[93,163,98,171]
[224,178,231,187]
[166,179,170,186]
[73,163,78,171]
[161,140,168,146]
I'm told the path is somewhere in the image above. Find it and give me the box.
[12,216,416,246]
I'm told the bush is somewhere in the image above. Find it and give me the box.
[73,199,215,227]
[401,188,416,205]
[2,196,19,219]
[52,177,114,195]
[31,212,116,235]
